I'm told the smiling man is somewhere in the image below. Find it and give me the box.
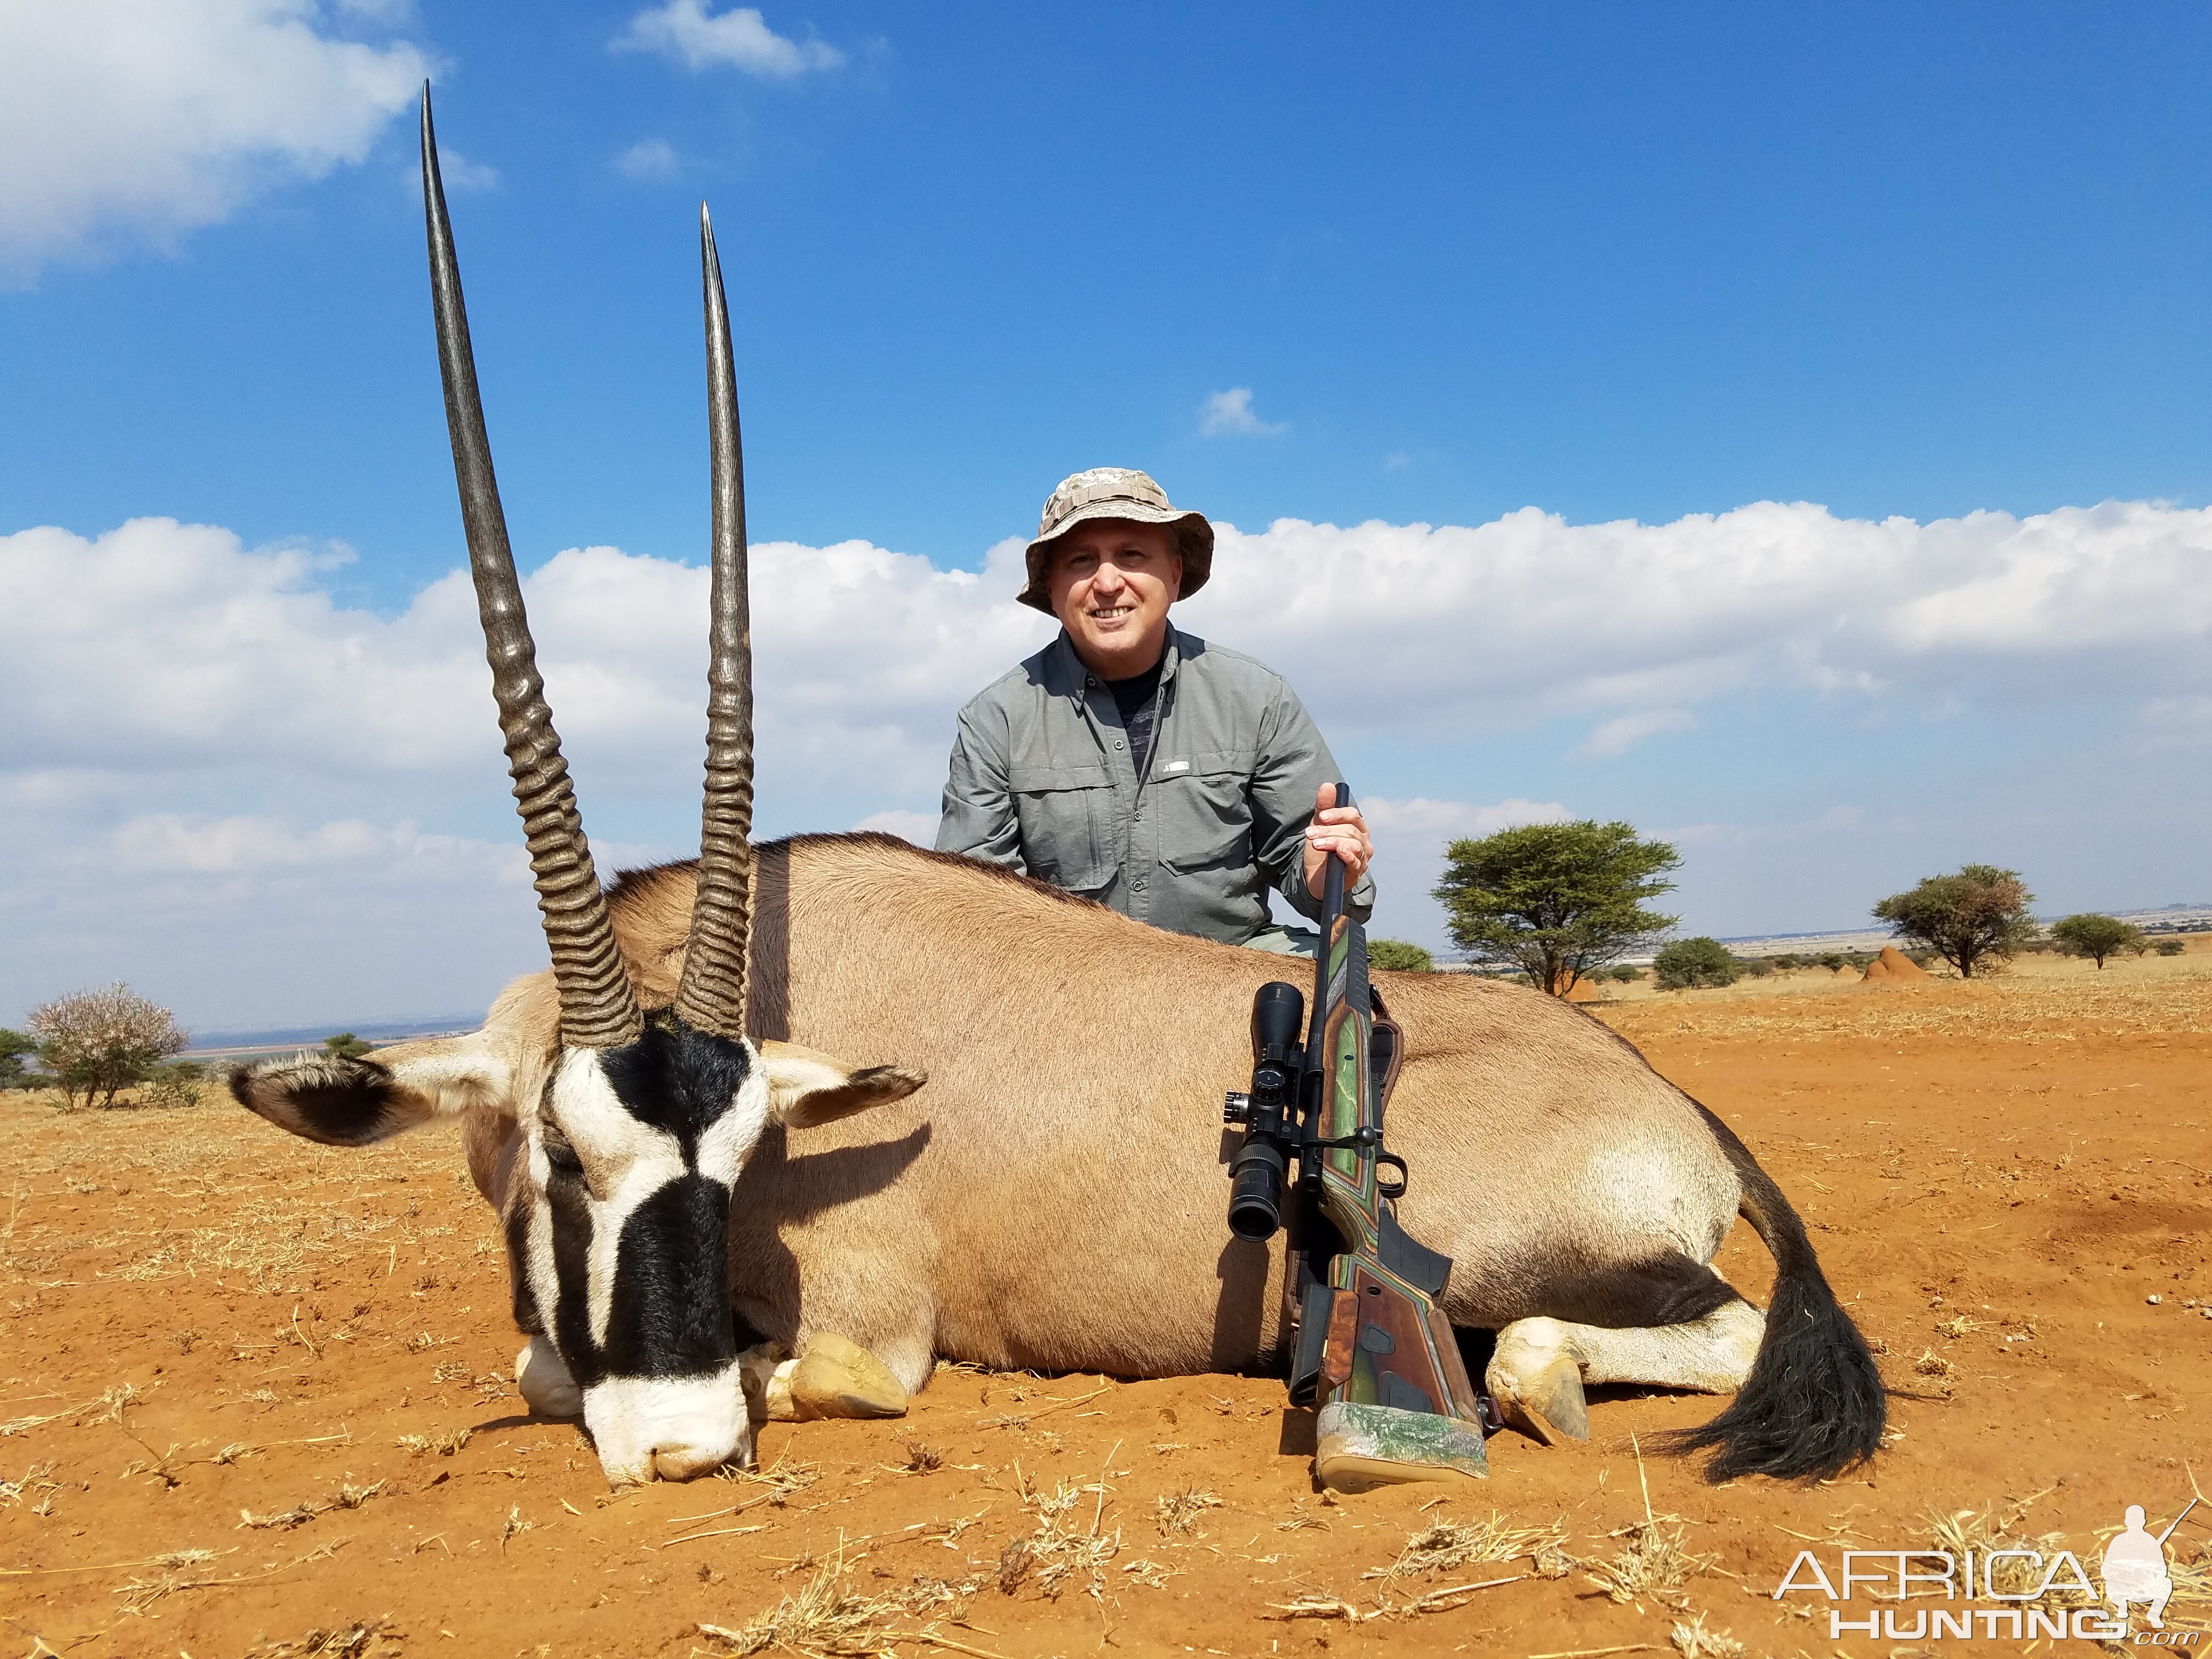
[936,467,1373,953]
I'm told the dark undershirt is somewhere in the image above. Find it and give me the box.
[1107,651,1166,779]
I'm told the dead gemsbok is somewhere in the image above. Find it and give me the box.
[234,89,1887,1490]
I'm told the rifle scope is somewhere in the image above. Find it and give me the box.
[1224,981,1305,1242]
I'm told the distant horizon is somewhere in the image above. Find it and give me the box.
[174,900,2212,1047]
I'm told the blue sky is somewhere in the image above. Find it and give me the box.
[4,2,2211,1029]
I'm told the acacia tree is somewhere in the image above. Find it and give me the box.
[2049,913,2147,969]
[0,1029,35,1090]
[27,984,187,1110]
[1433,821,1679,996]
[1871,865,2038,979]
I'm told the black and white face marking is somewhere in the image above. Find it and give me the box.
[519,1013,768,1485]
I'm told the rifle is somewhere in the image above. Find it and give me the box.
[1222,783,1490,1489]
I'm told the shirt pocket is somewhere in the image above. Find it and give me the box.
[1152,752,1256,876]
[1009,762,1116,893]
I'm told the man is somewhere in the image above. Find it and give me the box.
[936,467,1373,953]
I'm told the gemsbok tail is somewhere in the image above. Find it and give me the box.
[1667,1104,1888,1481]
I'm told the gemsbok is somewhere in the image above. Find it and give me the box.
[233,89,1887,1491]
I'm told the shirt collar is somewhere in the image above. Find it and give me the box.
[1048,622,1186,699]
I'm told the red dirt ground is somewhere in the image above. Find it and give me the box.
[4,955,2207,1658]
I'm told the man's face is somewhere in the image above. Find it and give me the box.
[1047,518,1183,675]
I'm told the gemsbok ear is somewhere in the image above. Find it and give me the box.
[231,1034,511,1147]
[757,1041,926,1130]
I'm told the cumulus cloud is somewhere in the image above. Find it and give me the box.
[1199,387,1286,437]
[1171,499,2212,734]
[9,497,2212,1021]
[1575,707,1696,758]
[614,138,681,181]
[614,1,843,76]
[0,0,427,280]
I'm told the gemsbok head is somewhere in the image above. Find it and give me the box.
[231,87,924,1485]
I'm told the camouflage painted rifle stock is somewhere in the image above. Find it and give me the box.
[1224,784,1489,1490]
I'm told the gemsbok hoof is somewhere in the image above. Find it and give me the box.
[748,1335,909,1421]
[1487,1318,1590,1446]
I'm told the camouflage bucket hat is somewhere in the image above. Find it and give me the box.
[1018,467,1215,613]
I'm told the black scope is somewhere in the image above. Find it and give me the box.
[1226,981,1306,1243]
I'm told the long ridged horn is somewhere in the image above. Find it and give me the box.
[420,86,642,1051]
[672,205,754,1040]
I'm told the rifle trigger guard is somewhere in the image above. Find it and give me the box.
[1375,1152,1409,1199]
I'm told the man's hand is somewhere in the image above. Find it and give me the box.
[1303,783,1373,900]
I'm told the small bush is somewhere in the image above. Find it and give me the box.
[1367,939,1435,973]
[1736,957,1775,978]
[1770,954,1799,969]
[1606,964,1643,983]
[1818,953,1846,970]
[323,1031,374,1059]
[2154,938,2187,957]
[141,1060,208,1109]
[1653,938,1740,991]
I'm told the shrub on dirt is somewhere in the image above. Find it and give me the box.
[1367,939,1434,973]
[323,1031,374,1058]
[1653,938,1739,991]
[1433,820,1680,996]
[1735,956,1774,978]
[0,1028,37,1089]
[140,1060,207,1109]
[1872,865,2038,978]
[27,983,187,1110]
[2048,913,2148,969]
[1818,952,1846,970]
[1606,964,1643,982]
[2154,937,2187,956]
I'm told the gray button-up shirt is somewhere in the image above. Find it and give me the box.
[936,625,1375,944]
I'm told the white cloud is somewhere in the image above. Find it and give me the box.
[614,2,843,76]
[1575,707,1696,758]
[615,138,681,181]
[418,147,498,194]
[9,497,2212,1022]
[0,0,428,281]
[1199,387,1287,438]
[1170,498,2212,736]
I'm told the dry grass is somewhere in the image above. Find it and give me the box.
[1923,1487,2102,1624]
[1668,1611,1745,1657]
[1582,1518,1718,1611]
[996,1463,1121,1601]
[1152,1485,1222,1536]
[1598,959,2212,1045]
[699,1541,1005,1658]
[239,1479,385,1530]
[395,1427,472,1458]
[240,1616,403,1658]
[1369,1509,1573,1584]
